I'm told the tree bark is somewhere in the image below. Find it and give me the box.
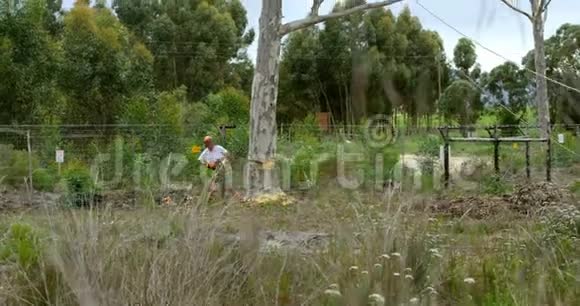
[500,0,551,138]
[246,0,405,198]
[533,15,550,138]
[245,0,283,198]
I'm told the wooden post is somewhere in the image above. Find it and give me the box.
[525,141,530,180]
[443,127,450,188]
[493,126,500,178]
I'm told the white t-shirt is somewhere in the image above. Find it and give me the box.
[198,145,228,164]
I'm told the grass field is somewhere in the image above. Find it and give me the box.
[1,123,579,305]
[1,183,579,306]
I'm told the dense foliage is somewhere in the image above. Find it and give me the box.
[0,0,578,127]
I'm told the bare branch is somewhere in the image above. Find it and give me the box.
[280,0,404,36]
[499,0,533,21]
[541,0,552,13]
[310,0,324,17]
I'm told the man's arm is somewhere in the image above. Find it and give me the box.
[217,146,229,162]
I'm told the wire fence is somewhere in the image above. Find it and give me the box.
[0,124,579,199]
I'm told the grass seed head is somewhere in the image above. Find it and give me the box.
[368,293,385,305]
[324,289,342,298]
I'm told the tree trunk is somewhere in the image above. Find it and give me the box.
[533,15,550,138]
[245,0,283,198]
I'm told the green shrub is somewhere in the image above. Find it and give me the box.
[32,168,58,191]
[205,87,250,125]
[62,161,96,206]
[480,174,509,195]
[418,135,441,158]
[2,148,39,187]
[0,223,43,268]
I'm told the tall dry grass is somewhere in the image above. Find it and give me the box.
[0,190,579,305]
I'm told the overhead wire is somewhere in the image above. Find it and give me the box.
[415,0,579,158]
[415,0,580,95]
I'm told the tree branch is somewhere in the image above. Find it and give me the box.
[310,0,324,17]
[499,0,533,22]
[541,0,552,13]
[280,0,404,36]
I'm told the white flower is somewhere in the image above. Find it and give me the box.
[464,277,476,284]
[425,286,438,295]
[374,263,383,269]
[379,254,390,260]
[349,266,359,273]
[328,283,339,290]
[324,289,342,298]
[410,297,420,304]
[391,252,401,257]
[405,274,414,280]
[368,293,385,305]
[404,267,412,272]
[393,272,400,277]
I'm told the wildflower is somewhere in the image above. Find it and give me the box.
[425,286,438,295]
[393,272,400,277]
[349,266,359,273]
[361,270,369,275]
[405,274,414,280]
[328,283,339,290]
[410,297,420,304]
[464,277,476,284]
[379,254,390,260]
[404,267,412,272]
[373,263,383,270]
[368,293,385,305]
[324,289,342,298]
[391,252,401,257]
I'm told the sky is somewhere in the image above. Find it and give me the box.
[63,0,580,72]
[239,0,580,71]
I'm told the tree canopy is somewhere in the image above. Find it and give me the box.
[0,0,577,127]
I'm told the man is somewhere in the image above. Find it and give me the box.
[198,136,228,197]
[198,136,228,169]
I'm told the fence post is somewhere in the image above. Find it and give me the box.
[493,126,500,178]
[26,130,33,204]
[525,141,530,180]
[443,127,450,188]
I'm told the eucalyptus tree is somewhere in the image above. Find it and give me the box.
[499,0,554,137]
[246,0,404,197]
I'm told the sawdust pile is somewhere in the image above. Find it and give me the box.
[430,196,511,219]
[431,182,576,219]
[509,182,567,215]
